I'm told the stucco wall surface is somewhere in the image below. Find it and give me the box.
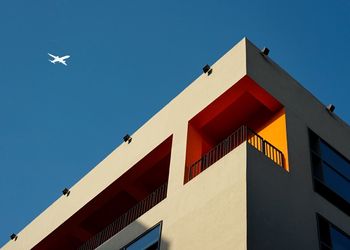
[99,144,247,250]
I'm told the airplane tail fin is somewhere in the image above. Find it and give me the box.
[49,59,55,64]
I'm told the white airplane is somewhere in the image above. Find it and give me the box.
[48,53,70,66]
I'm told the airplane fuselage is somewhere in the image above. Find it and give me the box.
[48,53,70,66]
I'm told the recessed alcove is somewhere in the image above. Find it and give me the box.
[185,76,289,182]
[33,136,172,250]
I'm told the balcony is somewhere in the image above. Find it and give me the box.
[78,182,167,250]
[184,76,289,183]
[188,125,284,180]
[32,136,172,250]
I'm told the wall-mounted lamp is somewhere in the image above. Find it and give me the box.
[202,64,212,75]
[326,104,335,113]
[261,47,270,56]
[202,64,210,73]
[10,234,18,241]
[123,134,132,144]
[62,188,70,196]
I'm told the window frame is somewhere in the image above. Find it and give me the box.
[316,214,350,250]
[309,129,350,215]
[121,221,163,250]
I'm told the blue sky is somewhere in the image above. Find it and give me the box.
[0,0,349,247]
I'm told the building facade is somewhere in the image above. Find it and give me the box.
[2,38,350,250]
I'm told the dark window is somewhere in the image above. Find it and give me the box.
[122,222,162,250]
[317,215,350,250]
[309,130,350,215]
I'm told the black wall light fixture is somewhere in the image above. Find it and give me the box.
[62,188,70,196]
[10,233,18,241]
[202,64,213,76]
[123,134,132,144]
[326,104,335,113]
[261,47,270,56]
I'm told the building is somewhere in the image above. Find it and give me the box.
[2,38,350,250]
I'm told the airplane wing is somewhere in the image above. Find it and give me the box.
[48,53,56,58]
[61,61,67,66]
[61,55,70,60]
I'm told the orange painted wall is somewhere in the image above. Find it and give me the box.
[256,108,289,171]
[185,124,203,168]
[185,124,215,182]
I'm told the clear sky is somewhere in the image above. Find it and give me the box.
[0,0,349,247]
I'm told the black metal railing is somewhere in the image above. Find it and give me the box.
[78,183,168,250]
[247,128,284,167]
[188,125,284,180]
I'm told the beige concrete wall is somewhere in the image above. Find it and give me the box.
[2,38,248,250]
[98,144,247,250]
[247,145,319,250]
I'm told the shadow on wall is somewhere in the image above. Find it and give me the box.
[96,220,170,250]
[246,147,315,250]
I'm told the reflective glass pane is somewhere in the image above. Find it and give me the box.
[126,224,161,250]
[330,226,350,250]
[321,163,350,203]
[320,141,350,180]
